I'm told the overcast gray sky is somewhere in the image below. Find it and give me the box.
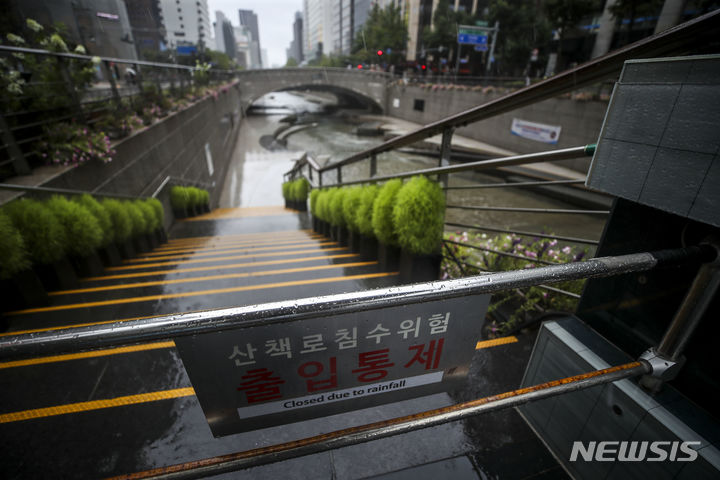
[207,0,303,67]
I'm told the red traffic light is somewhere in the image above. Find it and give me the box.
[357,64,363,69]
[377,50,383,56]
[421,64,426,70]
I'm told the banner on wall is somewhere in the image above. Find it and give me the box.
[511,118,562,144]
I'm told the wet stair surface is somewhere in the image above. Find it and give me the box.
[0,206,564,479]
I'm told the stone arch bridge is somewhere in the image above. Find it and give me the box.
[235,68,392,113]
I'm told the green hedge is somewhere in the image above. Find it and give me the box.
[170,186,209,210]
[393,176,444,255]
[282,181,292,201]
[73,194,113,246]
[4,198,67,265]
[317,188,336,222]
[0,212,30,279]
[124,201,148,236]
[101,199,132,242]
[135,200,158,233]
[342,186,363,232]
[146,198,165,227]
[282,178,310,202]
[46,195,103,257]
[328,187,347,227]
[356,185,379,237]
[309,188,320,216]
[372,179,403,246]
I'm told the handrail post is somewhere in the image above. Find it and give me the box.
[337,166,342,184]
[370,153,377,178]
[102,60,121,107]
[438,127,454,189]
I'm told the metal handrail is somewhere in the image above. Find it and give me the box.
[0,182,145,201]
[0,246,712,359]
[151,176,214,199]
[109,361,649,479]
[0,45,236,73]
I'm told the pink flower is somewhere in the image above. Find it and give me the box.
[562,246,572,254]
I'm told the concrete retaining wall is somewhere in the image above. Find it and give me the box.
[387,84,608,173]
[45,84,242,213]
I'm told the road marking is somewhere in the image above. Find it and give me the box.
[106,247,348,271]
[51,262,378,296]
[125,241,338,263]
[159,233,323,248]
[0,341,176,369]
[475,336,519,350]
[165,229,314,242]
[0,387,196,424]
[0,312,179,337]
[9,272,399,315]
[82,254,360,282]
[146,237,326,255]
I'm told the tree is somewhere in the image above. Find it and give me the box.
[544,0,600,69]
[207,50,236,70]
[352,3,408,65]
[285,57,299,67]
[489,0,551,76]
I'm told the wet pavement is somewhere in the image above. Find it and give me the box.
[0,208,565,479]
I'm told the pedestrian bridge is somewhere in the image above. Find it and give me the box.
[235,68,392,113]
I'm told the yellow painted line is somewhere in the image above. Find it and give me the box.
[185,208,297,220]
[162,231,320,246]
[148,237,325,254]
[0,387,196,424]
[52,262,378,296]
[164,229,313,243]
[0,341,176,369]
[82,254,360,282]
[8,272,399,315]
[126,241,338,263]
[1,312,182,337]
[105,247,348,272]
[475,336,519,350]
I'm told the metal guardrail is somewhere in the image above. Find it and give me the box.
[0,182,145,201]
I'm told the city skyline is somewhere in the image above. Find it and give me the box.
[208,0,301,67]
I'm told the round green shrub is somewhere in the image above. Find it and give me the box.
[328,187,347,227]
[0,212,30,279]
[187,187,204,207]
[124,201,147,236]
[73,194,113,245]
[282,181,292,201]
[372,179,403,246]
[101,199,132,242]
[356,184,379,237]
[4,198,67,264]
[342,186,363,232]
[135,200,158,232]
[170,186,190,210]
[393,176,445,255]
[46,195,103,257]
[199,189,210,206]
[292,178,310,202]
[317,188,336,222]
[145,198,165,228]
[309,188,320,216]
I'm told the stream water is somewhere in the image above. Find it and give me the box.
[220,91,606,245]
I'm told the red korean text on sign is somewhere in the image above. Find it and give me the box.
[404,339,445,370]
[298,357,338,392]
[352,349,395,382]
[237,368,285,404]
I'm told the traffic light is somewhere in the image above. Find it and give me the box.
[357,64,363,69]
[377,50,383,56]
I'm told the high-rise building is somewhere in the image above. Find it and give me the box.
[213,11,236,60]
[233,25,252,69]
[158,0,211,51]
[125,0,166,58]
[287,11,304,63]
[303,0,327,61]
[238,9,262,68]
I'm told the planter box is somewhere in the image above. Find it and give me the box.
[116,239,136,259]
[359,235,378,261]
[145,232,159,249]
[312,217,320,233]
[378,243,401,271]
[173,207,188,219]
[399,250,441,284]
[295,199,307,212]
[322,221,332,238]
[335,226,349,247]
[348,230,361,253]
[133,234,151,254]
[71,251,105,277]
[99,243,122,267]
[155,228,168,245]
[0,270,49,312]
[34,257,79,291]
